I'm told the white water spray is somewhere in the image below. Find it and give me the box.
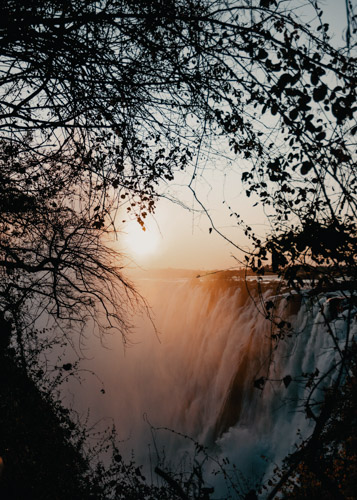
[65,271,355,496]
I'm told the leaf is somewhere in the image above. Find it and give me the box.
[256,48,268,60]
[135,467,143,477]
[300,161,313,175]
[265,300,274,311]
[315,131,326,141]
[310,70,320,86]
[283,375,292,388]
[271,103,279,115]
[313,84,327,102]
[289,108,298,120]
[260,0,277,7]
[254,376,265,390]
[332,98,348,123]
[277,73,292,90]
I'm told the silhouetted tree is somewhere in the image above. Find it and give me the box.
[0,135,140,355]
[2,0,356,325]
[1,0,357,497]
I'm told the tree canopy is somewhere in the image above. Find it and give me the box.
[1,0,357,497]
[2,0,356,280]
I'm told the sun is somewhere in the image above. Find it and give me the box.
[123,220,160,258]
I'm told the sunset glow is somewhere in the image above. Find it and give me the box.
[123,221,161,259]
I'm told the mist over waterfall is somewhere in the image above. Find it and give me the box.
[67,269,353,496]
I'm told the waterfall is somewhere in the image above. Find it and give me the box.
[65,270,355,495]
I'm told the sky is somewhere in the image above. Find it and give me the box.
[117,0,350,271]
[118,155,264,270]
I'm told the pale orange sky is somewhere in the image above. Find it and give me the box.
[119,163,268,270]
[120,200,243,270]
[118,0,348,271]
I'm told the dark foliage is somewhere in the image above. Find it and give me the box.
[1,0,357,498]
[0,335,93,499]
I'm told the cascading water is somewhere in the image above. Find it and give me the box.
[65,270,355,497]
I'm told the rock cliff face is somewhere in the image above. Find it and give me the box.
[0,338,91,500]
